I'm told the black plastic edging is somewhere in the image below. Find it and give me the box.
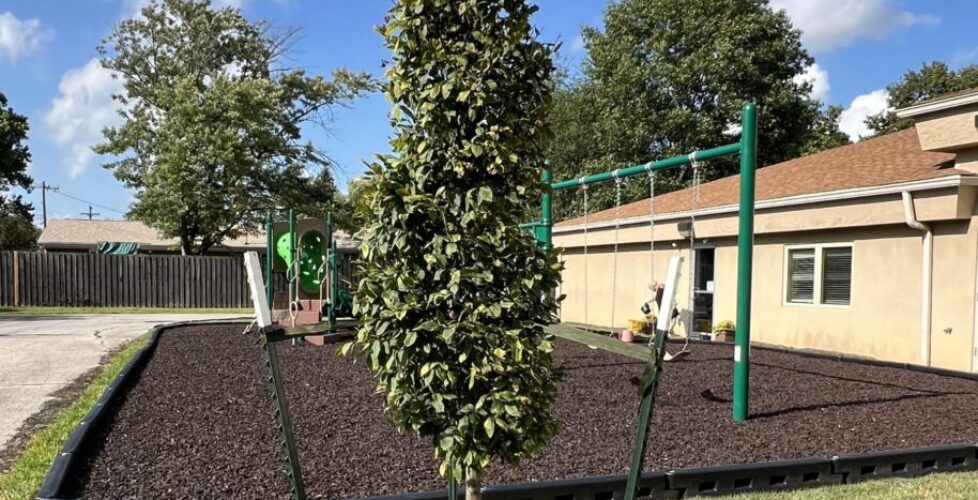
[363,444,978,500]
[35,320,200,500]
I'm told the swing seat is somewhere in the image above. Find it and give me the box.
[663,349,690,362]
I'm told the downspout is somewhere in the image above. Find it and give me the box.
[902,191,933,366]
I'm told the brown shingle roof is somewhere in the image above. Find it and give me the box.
[38,219,358,250]
[557,128,961,227]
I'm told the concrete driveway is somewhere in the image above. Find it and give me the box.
[0,313,245,458]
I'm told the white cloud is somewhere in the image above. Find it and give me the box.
[793,63,830,102]
[0,12,51,62]
[838,89,890,141]
[43,59,125,178]
[771,0,938,53]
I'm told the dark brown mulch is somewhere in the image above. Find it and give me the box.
[69,324,978,499]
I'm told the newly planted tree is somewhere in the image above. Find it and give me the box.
[350,0,562,497]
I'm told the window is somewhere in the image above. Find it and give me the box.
[785,245,852,306]
[787,249,815,303]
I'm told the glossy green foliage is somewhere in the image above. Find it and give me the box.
[349,0,563,482]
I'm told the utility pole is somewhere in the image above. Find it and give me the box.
[81,206,100,220]
[40,181,60,228]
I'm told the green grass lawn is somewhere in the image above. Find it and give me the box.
[0,306,251,315]
[0,334,150,500]
[716,470,978,499]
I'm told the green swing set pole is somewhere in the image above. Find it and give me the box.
[539,163,553,250]
[733,102,757,422]
[550,142,741,192]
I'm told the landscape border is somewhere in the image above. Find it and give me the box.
[37,322,978,499]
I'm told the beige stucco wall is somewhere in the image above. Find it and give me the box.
[553,192,978,371]
[559,241,696,336]
[930,218,978,371]
[914,103,978,152]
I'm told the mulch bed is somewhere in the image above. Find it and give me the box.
[69,323,978,499]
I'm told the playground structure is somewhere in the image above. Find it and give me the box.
[243,210,360,499]
[523,102,758,499]
[262,210,354,330]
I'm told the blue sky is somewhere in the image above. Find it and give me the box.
[1,0,976,224]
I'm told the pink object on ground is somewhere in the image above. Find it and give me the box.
[620,329,634,343]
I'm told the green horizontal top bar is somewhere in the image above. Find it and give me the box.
[550,142,741,191]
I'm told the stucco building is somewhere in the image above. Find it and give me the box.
[553,88,978,372]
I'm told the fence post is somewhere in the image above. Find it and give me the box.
[12,251,19,307]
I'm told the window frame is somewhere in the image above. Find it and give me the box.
[782,243,854,308]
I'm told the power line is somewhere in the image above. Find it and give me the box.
[52,190,126,215]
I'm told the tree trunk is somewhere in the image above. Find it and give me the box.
[465,468,481,500]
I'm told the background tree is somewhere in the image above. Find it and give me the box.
[0,91,39,250]
[96,0,374,254]
[0,198,40,250]
[350,0,563,497]
[547,0,840,218]
[799,105,851,156]
[865,61,978,136]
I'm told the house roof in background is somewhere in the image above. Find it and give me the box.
[896,86,978,118]
[557,128,962,227]
[38,219,358,250]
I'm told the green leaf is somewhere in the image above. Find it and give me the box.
[483,417,495,438]
[477,186,493,204]
[404,330,417,347]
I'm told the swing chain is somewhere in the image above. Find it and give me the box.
[609,170,623,336]
[580,179,589,326]
[686,153,701,347]
[646,164,656,286]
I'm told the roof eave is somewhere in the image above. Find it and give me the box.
[553,174,977,234]
[896,92,978,118]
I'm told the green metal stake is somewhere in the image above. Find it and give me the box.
[624,319,672,500]
[447,469,457,499]
[258,333,307,500]
[733,103,758,422]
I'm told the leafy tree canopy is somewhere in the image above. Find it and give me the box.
[865,61,978,136]
[0,91,38,251]
[0,197,40,251]
[548,0,848,218]
[96,0,375,254]
[350,0,563,495]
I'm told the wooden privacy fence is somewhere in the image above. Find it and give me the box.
[0,251,357,308]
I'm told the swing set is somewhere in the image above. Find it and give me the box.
[525,102,758,500]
